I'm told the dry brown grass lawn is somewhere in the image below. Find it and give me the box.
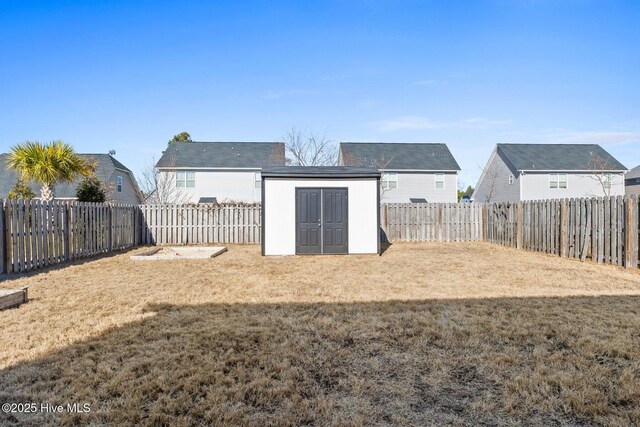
[1,242,640,426]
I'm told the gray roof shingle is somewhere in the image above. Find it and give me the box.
[155,141,286,169]
[0,153,133,198]
[339,142,460,171]
[626,164,640,180]
[497,144,627,171]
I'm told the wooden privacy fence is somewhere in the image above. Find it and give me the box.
[381,203,483,242]
[0,199,139,274]
[485,196,639,269]
[139,204,261,245]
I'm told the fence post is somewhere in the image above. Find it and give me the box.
[560,199,567,257]
[63,202,70,262]
[0,200,5,274]
[108,204,113,252]
[481,204,486,242]
[134,206,140,245]
[626,196,638,269]
[516,202,523,249]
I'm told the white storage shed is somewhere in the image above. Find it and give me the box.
[261,167,381,256]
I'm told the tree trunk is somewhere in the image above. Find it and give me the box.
[40,184,54,201]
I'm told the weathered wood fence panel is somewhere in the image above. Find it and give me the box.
[485,196,639,269]
[380,203,483,242]
[1,199,138,274]
[139,204,262,245]
[2,197,638,274]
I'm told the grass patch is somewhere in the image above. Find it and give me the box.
[1,243,639,425]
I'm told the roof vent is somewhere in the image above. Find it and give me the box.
[108,149,116,156]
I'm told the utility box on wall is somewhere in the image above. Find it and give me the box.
[261,167,381,256]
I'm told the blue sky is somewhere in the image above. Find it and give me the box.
[1,0,639,188]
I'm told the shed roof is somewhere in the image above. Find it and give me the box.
[262,166,381,178]
[156,141,286,169]
[497,144,627,171]
[339,142,460,171]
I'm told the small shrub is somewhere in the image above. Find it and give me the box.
[9,180,36,200]
[76,176,107,203]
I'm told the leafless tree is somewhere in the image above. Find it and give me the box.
[477,163,501,203]
[340,151,396,195]
[283,128,338,166]
[137,156,190,204]
[588,154,617,197]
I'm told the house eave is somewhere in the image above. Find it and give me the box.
[379,169,460,173]
[519,169,627,173]
[156,167,263,171]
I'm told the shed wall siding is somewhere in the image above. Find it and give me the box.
[521,172,625,200]
[473,150,521,202]
[380,172,457,203]
[160,169,261,203]
[264,178,378,255]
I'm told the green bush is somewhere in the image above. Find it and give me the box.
[76,176,106,203]
[9,180,36,200]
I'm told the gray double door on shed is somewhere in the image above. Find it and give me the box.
[296,188,348,254]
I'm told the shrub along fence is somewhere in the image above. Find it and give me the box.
[484,195,639,269]
[0,199,139,274]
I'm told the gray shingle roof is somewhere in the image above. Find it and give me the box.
[339,143,460,171]
[627,165,640,180]
[497,144,627,171]
[156,141,286,169]
[0,153,133,199]
[262,166,380,178]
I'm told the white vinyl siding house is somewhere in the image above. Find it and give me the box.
[521,172,624,200]
[339,142,460,203]
[378,172,458,203]
[472,148,522,202]
[155,141,286,203]
[473,144,627,202]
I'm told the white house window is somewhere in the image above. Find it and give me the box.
[382,173,398,190]
[434,173,445,189]
[550,173,568,189]
[603,174,612,190]
[508,174,514,185]
[176,171,196,188]
[636,178,640,184]
[117,176,123,193]
[255,172,261,189]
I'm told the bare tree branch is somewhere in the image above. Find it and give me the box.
[340,150,396,195]
[283,128,338,166]
[136,156,190,204]
[588,154,615,197]
[477,163,500,203]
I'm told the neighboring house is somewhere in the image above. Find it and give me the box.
[626,165,640,196]
[155,141,286,203]
[0,153,142,204]
[473,144,627,202]
[338,142,461,203]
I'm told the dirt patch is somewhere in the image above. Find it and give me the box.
[1,242,639,425]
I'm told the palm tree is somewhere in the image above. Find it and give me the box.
[6,141,90,201]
